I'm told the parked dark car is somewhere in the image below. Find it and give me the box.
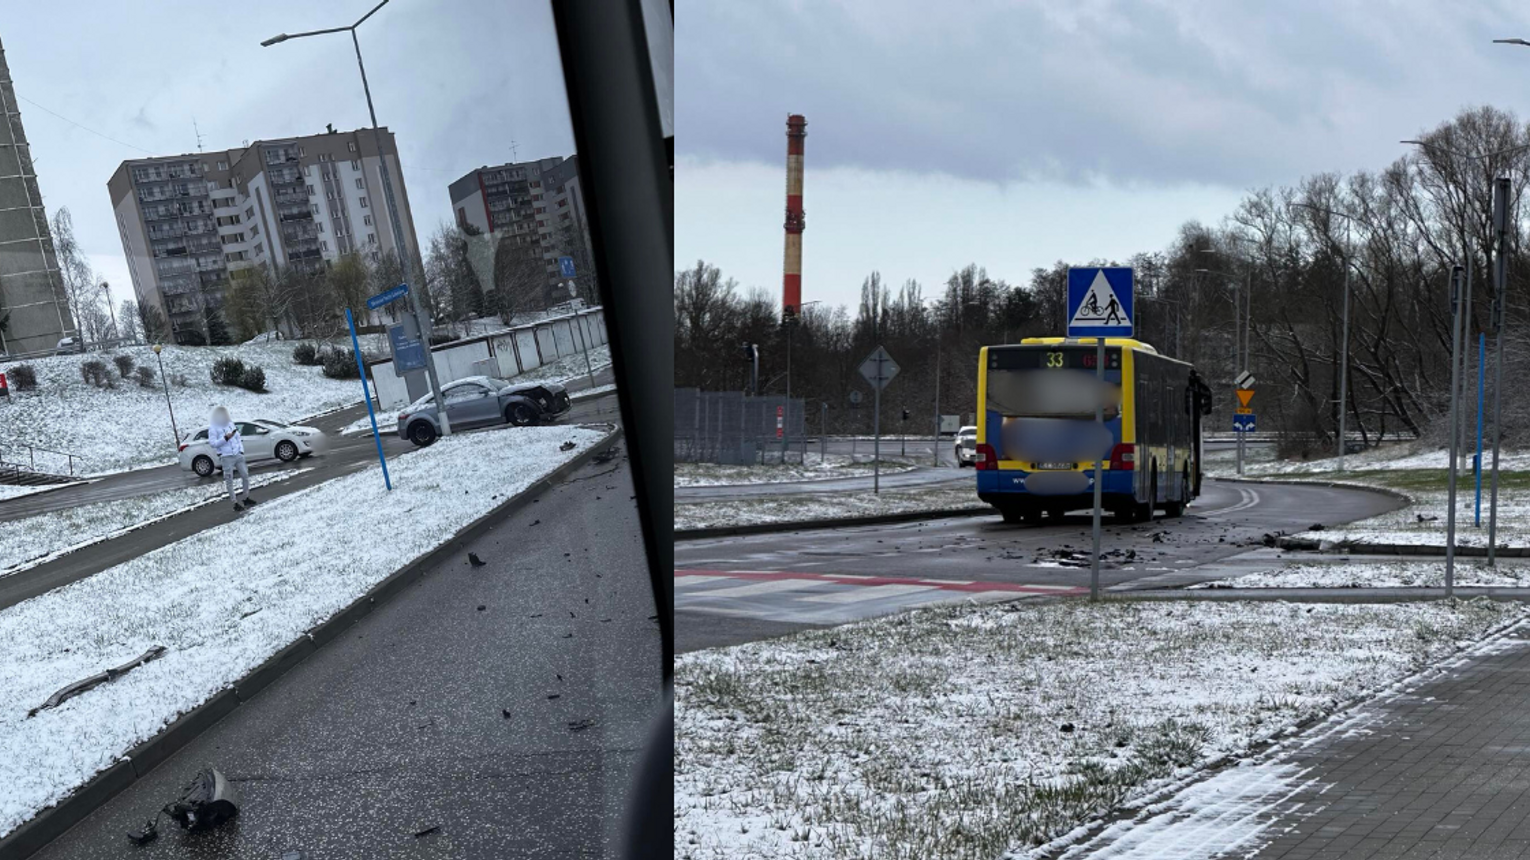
[396,375,572,446]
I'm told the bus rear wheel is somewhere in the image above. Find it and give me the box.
[999,505,1026,525]
[1162,470,1189,518]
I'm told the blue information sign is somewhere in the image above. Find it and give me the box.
[558,256,576,279]
[367,283,410,310]
[1066,267,1134,338]
[387,323,426,375]
[1233,413,1257,433]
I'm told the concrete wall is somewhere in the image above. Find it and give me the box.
[369,307,606,412]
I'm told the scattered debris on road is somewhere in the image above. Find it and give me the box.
[126,767,240,845]
[413,825,440,838]
[468,552,486,567]
[31,645,166,718]
[568,718,597,732]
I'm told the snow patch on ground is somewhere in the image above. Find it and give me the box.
[676,485,985,531]
[674,598,1517,860]
[1192,560,1530,589]
[675,453,921,488]
[0,344,366,476]
[0,424,610,840]
[0,471,297,581]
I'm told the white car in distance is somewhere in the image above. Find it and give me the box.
[178,418,323,478]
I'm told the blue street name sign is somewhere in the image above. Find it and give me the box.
[366,283,410,310]
[1066,267,1134,338]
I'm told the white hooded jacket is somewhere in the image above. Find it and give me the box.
[208,406,244,457]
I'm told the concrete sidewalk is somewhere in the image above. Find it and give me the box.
[1067,619,1530,859]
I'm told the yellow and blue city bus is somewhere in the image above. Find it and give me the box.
[974,337,1212,524]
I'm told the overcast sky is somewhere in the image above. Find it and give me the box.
[677,0,1530,311]
[5,1,578,314]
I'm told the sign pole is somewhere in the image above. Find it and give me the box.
[347,308,391,491]
[1445,265,1464,597]
[873,370,881,494]
[1090,337,1104,603]
[932,342,941,467]
[1476,331,1485,527]
[1489,177,1510,564]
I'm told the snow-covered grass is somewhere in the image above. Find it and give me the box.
[0,471,296,581]
[0,482,82,502]
[676,485,986,531]
[512,343,610,386]
[0,423,611,840]
[1192,560,1530,589]
[0,344,366,477]
[675,598,1518,860]
[674,454,921,488]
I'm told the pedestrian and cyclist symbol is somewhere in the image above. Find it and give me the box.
[1067,268,1134,337]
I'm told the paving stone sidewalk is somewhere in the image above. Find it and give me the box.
[1070,622,1530,859]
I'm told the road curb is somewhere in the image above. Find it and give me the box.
[675,506,991,540]
[0,425,624,860]
[1275,537,1526,557]
[1213,475,1415,506]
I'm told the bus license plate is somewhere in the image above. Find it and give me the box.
[1034,462,1073,471]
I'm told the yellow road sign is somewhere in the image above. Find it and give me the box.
[1235,405,1253,415]
[1235,389,1255,408]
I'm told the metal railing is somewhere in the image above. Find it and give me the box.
[0,438,84,477]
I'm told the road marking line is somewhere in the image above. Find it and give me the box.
[800,584,938,603]
[674,575,728,589]
[683,578,832,598]
[1199,486,1260,517]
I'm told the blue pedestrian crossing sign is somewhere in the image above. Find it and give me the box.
[1067,267,1134,338]
[1233,413,1256,433]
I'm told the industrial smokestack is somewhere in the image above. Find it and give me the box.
[783,114,807,322]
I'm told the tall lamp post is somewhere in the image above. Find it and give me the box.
[151,343,179,448]
[1194,259,1251,475]
[783,300,820,457]
[261,0,450,437]
[101,282,118,344]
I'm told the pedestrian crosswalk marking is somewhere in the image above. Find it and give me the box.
[689,578,829,598]
[800,583,938,604]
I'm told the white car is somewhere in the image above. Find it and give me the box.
[954,425,979,467]
[178,418,323,478]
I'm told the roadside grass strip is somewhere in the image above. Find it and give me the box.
[675,597,1518,860]
[1192,560,1530,589]
[675,454,922,488]
[0,471,298,581]
[0,424,609,840]
[677,486,986,531]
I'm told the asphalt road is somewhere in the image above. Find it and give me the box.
[677,436,1274,503]
[0,385,622,612]
[0,367,616,521]
[675,478,1404,653]
[30,447,662,860]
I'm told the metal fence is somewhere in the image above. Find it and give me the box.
[674,388,807,464]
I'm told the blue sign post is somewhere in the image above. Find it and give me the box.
[346,308,391,491]
[558,256,576,279]
[1066,267,1134,338]
[1233,414,1257,433]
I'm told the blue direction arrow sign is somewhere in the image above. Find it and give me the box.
[558,256,576,279]
[1233,413,1256,433]
[1067,267,1134,338]
[366,283,410,310]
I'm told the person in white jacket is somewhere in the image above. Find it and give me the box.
[208,405,258,512]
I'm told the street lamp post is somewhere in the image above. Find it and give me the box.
[783,300,820,458]
[261,0,450,437]
[1290,202,1365,470]
[1195,258,1252,474]
[151,343,179,448]
[101,282,117,344]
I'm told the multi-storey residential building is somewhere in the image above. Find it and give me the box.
[109,127,423,344]
[0,36,75,355]
[447,154,594,307]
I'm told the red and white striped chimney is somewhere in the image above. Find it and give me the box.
[783,114,807,321]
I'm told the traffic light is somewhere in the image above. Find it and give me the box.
[901,408,910,422]
[782,304,797,325]
[740,342,755,362]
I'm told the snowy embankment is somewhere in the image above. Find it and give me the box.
[0,344,364,476]
[0,423,611,840]
[1192,560,1530,589]
[675,453,921,488]
[1208,441,1530,550]
[675,598,1518,860]
[0,471,296,581]
[676,485,986,531]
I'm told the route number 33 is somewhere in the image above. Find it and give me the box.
[1045,351,1065,368]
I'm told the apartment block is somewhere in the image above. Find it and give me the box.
[109,127,423,344]
[0,36,74,355]
[447,154,594,307]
